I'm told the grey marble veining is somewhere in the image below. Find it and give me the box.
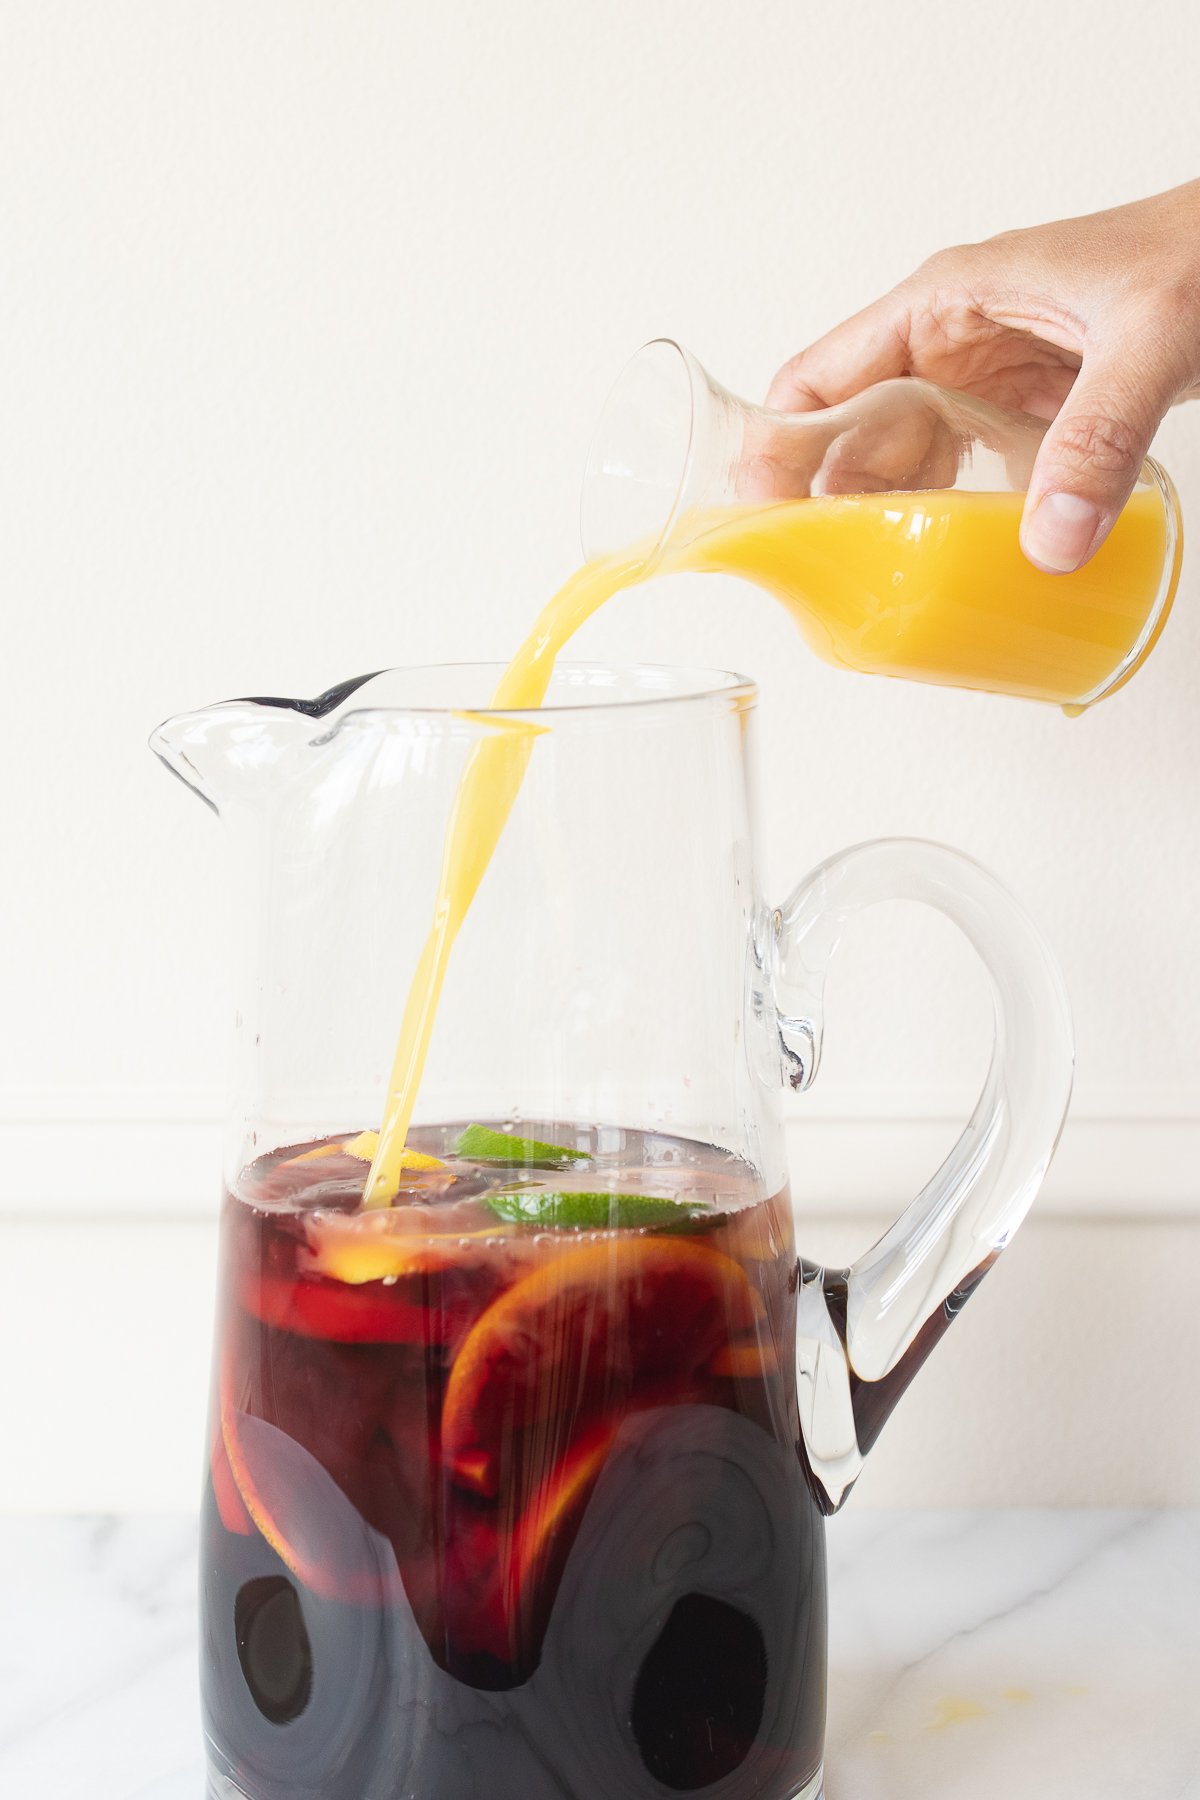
[824,1510,1200,1798]
[3,1511,1196,1798]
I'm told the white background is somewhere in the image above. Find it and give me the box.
[1,0,1197,1510]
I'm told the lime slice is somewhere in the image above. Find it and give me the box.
[483,1188,706,1231]
[454,1123,590,1168]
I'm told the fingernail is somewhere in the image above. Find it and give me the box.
[1023,492,1102,573]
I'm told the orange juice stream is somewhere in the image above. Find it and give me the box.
[363,486,1173,1203]
[362,547,645,1204]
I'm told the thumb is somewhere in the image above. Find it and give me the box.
[1020,353,1177,573]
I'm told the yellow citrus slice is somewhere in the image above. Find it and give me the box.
[285,1131,445,1172]
[303,1214,498,1286]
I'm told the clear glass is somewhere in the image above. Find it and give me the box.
[153,664,1073,1800]
[582,339,1183,708]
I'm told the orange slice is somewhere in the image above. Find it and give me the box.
[239,1270,433,1343]
[219,1350,405,1602]
[209,1417,253,1535]
[303,1212,495,1287]
[709,1337,779,1379]
[434,1417,617,1671]
[220,1351,321,1589]
[442,1236,760,1496]
[509,1417,615,1599]
[284,1132,445,1172]
[238,1265,498,1347]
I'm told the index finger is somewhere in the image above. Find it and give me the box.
[766,293,912,412]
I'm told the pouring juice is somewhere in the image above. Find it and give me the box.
[364,477,1172,1202]
[185,356,1099,1800]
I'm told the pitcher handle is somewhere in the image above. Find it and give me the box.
[769,838,1073,1511]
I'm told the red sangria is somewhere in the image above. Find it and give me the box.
[201,1123,827,1799]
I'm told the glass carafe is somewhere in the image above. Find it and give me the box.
[153,663,1072,1800]
[582,339,1182,708]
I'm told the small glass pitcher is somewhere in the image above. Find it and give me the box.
[582,340,1182,709]
[153,663,1072,1800]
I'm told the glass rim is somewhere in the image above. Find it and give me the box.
[150,666,759,756]
[580,336,701,568]
[239,660,760,727]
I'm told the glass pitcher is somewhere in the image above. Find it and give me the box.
[153,663,1072,1800]
[582,340,1182,709]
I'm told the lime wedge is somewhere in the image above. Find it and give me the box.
[454,1123,590,1168]
[483,1188,705,1231]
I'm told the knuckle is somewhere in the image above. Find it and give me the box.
[1152,275,1200,322]
[1052,411,1143,478]
[912,242,972,283]
[1122,288,1200,383]
[918,233,1009,281]
[775,355,824,408]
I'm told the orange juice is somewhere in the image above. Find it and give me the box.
[364,484,1177,1200]
[674,486,1174,705]
[363,549,642,1202]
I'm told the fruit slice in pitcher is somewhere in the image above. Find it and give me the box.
[302,1213,500,1287]
[210,1418,253,1536]
[709,1336,779,1378]
[436,1417,617,1669]
[239,1272,441,1344]
[510,1416,616,1601]
[220,1352,410,1603]
[284,1131,446,1171]
[483,1188,706,1230]
[442,1237,760,1495]
[242,1221,507,1345]
[454,1123,590,1167]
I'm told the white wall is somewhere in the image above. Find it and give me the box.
[1,0,1197,1510]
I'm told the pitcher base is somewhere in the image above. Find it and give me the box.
[206,1765,825,1800]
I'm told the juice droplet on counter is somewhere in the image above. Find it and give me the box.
[926,1695,990,1732]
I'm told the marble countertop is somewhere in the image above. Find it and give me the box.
[4,1511,1197,1799]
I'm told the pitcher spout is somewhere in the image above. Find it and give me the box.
[149,672,378,813]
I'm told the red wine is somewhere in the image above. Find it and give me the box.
[201,1124,826,1798]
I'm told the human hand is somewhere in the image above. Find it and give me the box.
[767,180,1200,571]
